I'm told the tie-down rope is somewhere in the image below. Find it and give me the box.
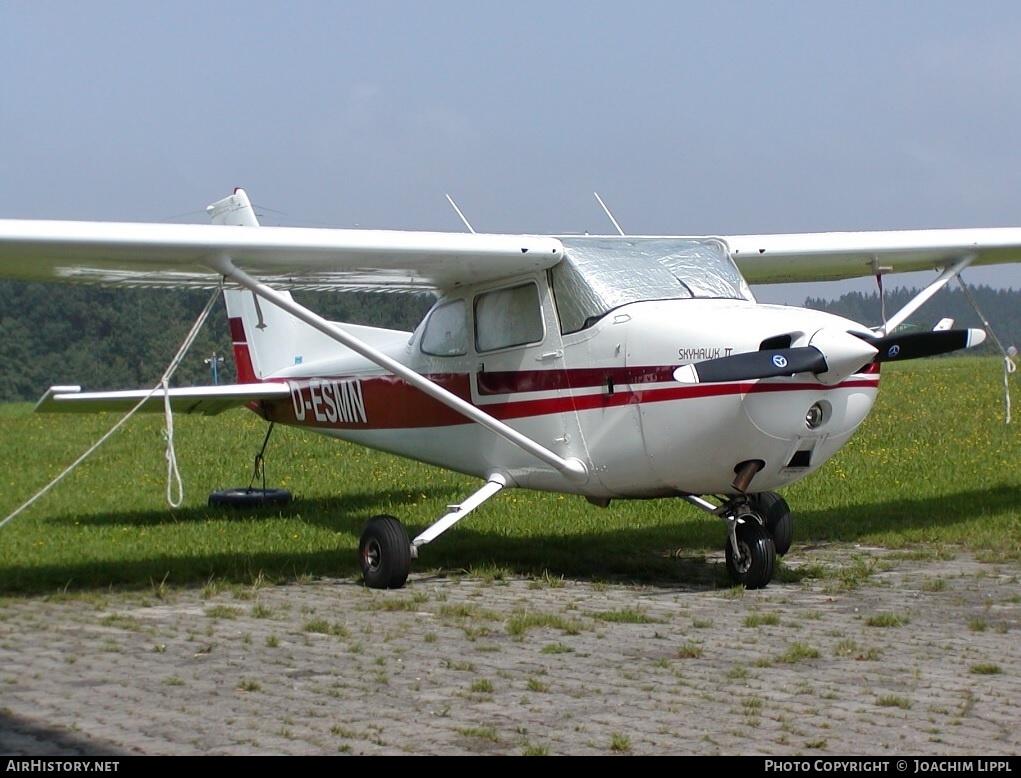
[0,283,223,530]
[955,276,1017,424]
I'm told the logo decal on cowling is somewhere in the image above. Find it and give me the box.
[772,355,788,369]
[888,345,900,358]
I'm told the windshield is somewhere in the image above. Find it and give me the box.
[551,236,753,334]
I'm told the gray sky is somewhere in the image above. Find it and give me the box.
[4,0,1021,301]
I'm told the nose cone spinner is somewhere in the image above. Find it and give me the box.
[808,328,879,385]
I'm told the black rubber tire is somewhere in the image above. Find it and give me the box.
[208,488,292,508]
[359,514,412,590]
[752,491,793,556]
[724,520,776,589]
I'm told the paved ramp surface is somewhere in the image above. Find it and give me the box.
[1,547,1019,756]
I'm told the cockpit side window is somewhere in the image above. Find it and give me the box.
[474,282,544,352]
[420,299,468,356]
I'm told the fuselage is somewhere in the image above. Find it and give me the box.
[242,279,879,499]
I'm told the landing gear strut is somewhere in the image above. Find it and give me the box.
[355,475,507,590]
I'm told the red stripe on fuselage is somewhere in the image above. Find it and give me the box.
[476,366,676,395]
[258,366,879,430]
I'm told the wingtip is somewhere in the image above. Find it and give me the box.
[967,329,987,348]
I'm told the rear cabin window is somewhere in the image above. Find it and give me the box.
[474,283,544,352]
[420,299,468,356]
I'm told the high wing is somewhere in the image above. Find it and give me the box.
[0,218,564,292]
[5,192,1021,290]
[725,228,1021,284]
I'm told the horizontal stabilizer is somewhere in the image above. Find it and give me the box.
[35,383,291,416]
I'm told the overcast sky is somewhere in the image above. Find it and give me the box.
[4,1,1021,301]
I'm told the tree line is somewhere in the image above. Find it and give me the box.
[801,285,1021,355]
[0,282,432,402]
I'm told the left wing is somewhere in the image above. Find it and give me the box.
[0,219,564,292]
[725,228,1021,284]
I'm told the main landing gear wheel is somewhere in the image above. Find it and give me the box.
[208,488,292,508]
[751,491,792,556]
[359,514,412,590]
[725,521,776,589]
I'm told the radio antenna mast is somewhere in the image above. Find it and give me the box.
[594,192,625,236]
[445,194,476,234]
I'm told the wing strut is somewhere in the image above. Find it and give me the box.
[212,258,589,484]
[875,254,974,336]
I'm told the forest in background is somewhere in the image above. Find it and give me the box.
[0,280,1017,402]
[0,282,433,402]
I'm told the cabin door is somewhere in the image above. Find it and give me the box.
[468,276,589,488]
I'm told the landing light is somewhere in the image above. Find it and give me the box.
[806,402,825,429]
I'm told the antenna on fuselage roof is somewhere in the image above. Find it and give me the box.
[445,194,476,234]
[594,192,626,236]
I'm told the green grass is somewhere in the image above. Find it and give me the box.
[677,642,704,658]
[744,612,781,628]
[610,732,632,753]
[866,613,910,628]
[970,663,1002,675]
[876,694,912,709]
[590,607,658,624]
[0,358,1019,594]
[778,641,821,663]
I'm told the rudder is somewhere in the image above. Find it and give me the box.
[208,189,310,382]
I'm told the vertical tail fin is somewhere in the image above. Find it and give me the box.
[206,187,261,227]
[208,189,306,382]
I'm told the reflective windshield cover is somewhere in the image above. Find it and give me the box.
[551,236,753,334]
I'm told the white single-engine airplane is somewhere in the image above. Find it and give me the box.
[1,189,1018,589]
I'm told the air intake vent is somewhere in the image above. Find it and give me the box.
[786,449,812,468]
[760,334,792,350]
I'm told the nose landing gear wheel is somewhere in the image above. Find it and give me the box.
[725,521,776,589]
[751,491,792,556]
[359,514,412,590]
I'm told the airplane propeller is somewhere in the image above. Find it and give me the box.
[672,348,827,385]
[673,327,986,385]
[860,328,986,363]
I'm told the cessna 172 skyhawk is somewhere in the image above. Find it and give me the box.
[0,189,1016,590]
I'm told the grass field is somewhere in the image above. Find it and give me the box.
[1,357,1018,595]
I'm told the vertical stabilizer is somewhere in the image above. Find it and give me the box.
[209,189,307,382]
[206,188,261,227]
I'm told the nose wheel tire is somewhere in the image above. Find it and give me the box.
[751,491,792,556]
[359,514,412,590]
[725,521,776,589]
